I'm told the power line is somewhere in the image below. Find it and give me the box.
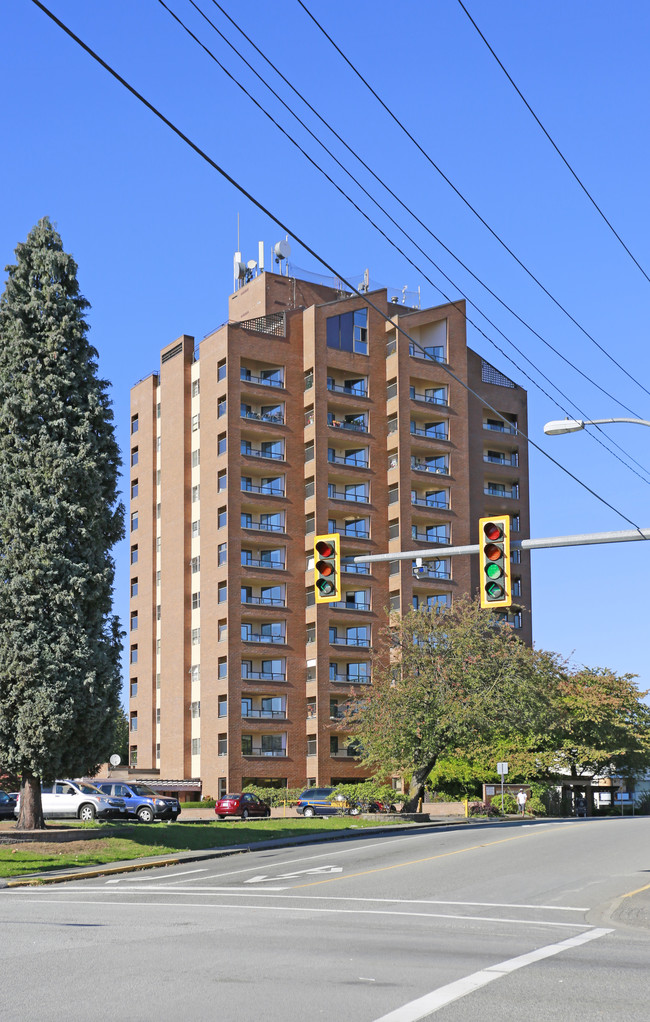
[29,0,648,536]
[296,0,650,405]
[155,0,650,485]
[457,0,650,287]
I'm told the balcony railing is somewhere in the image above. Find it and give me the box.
[241,371,284,389]
[242,747,287,757]
[241,709,287,720]
[411,458,449,475]
[411,495,449,509]
[241,446,285,461]
[241,483,285,497]
[484,486,519,499]
[410,390,447,405]
[330,600,371,611]
[412,566,451,580]
[328,488,369,503]
[241,671,286,682]
[409,343,445,363]
[241,633,286,645]
[341,562,370,575]
[483,422,517,434]
[241,410,285,425]
[412,530,450,544]
[327,381,368,397]
[330,747,362,758]
[328,454,368,468]
[410,425,448,441]
[338,527,370,539]
[328,419,368,434]
[330,673,371,684]
[329,636,371,647]
[241,595,286,607]
[241,557,286,570]
[241,521,285,533]
[484,453,518,466]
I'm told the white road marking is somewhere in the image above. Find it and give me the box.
[370,927,613,1021]
[9,897,594,929]
[244,866,342,884]
[124,868,208,882]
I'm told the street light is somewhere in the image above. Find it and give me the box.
[544,417,650,435]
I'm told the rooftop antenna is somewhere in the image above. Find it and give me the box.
[359,268,370,293]
[258,241,265,273]
[233,212,244,291]
[274,237,291,276]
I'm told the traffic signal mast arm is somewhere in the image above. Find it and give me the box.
[351,527,650,564]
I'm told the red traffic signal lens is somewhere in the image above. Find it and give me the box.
[315,541,334,558]
[315,560,334,576]
[483,522,502,542]
[484,542,502,561]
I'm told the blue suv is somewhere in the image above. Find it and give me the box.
[94,781,180,823]
[296,787,360,818]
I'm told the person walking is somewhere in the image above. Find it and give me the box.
[516,789,528,816]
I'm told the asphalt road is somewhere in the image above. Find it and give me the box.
[2,817,649,1021]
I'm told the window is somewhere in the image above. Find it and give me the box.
[192,591,200,610]
[156,436,161,452]
[131,480,138,499]
[156,708,161,725]
[130,612,138,631]
[218,734,227,756]
[218,657,227,679]
[190,664,200,682]
[218,581,227,604]
[191,700,201,718]
[191,413,200,432]
[156,744,160,761]
[218,696,227,717]
[129,746,137,767]
[307,736,317,757]
[130,511,138,532]
[130,712,137,732]
[156,469,161,485]
[157,402,161,419]
[241,697,252,717]
[156,570,161,585]
[389,593,400,612]
[305,513,315,535]
[130,545,138,564]
[156,502,161,520]
[217,396,226,417]
[218,470,227,492]
[192,448,200,467]
[156,536,161,552]
[218,506,227,529]
[218,777,227,799]
[131,414,139,434]
[192,484,200,503]
[217,359,226,381]
[191,628,201,645]
[218,432,226,455]
[192,519,200,538]
[326,308,368,354]
[241,735,253,756]
[191,738,201,756]
[130,645,138,664]
[130,578,138,597]
[304,369,314,390]
[192,379,200,397]
[511,549,521,563]
[130,680,138,698]
[218,619,227,641]
[156,673,161,689]
[305,441,314,462]
[306,623,315,644]
[218,542,227,565]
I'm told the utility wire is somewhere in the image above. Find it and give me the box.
[297,0,650,404]
[457,0,650,287]
[29,0,647,536]
[157,0,650,485]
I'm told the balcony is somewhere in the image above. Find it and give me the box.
[241,594,287,608]
[412,530,450,544]
[330,746,363,758]
[330,599,371,611]
[484,452,518,467]
[409,388,447,406]
[329,635,371,648]
[241,631,287,645]
[241,481,285,497]
[328,417,368,434]
[242,746,287,758]
[411,457,449,476]
[327,380,368,397]
[410,423,448,441]
[409,343,445,363]
[483,420,517,434]
[411,494,450,510]
[330,673,371,684]
[412,562,451,580]
[241,708,287,720]
[241,556,286,570]
[328,487,369,504]
[484,485,519,499]
[240,369,284,389]
[241,408,285,425]
[328,452,368,468]
[241,519,286,534]
[242,668,286,682]
[338,525,370,539]
[341,561,370,575]
[241,444,285,462]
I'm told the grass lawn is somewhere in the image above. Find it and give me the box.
[0,817,399,880]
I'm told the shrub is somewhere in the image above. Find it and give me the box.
[468,800,500,817]
[491,793,518,814]
[242,784,303,808]
[527,795,546,816]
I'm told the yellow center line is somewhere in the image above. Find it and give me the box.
[621,881,650,899]
[293,827,576,889]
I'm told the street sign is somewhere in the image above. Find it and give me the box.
[496,762,508,775]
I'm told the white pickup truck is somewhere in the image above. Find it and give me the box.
[15,780,128,822]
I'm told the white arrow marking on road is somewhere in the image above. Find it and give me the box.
[244,865,343,884]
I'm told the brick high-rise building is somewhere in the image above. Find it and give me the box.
[128,269,531,799]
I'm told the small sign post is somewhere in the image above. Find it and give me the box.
[496,762,508,805]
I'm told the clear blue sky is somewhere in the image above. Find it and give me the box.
[1,1,649,696]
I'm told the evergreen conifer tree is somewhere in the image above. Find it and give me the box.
[0,218,124,829]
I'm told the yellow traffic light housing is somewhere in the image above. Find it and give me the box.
[314,533,341,603]
[479,516,512,609]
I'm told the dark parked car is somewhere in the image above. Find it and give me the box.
[295,787,360,818]
[0,791,17,819]
[215,793,271,820]
[94,781,180,823]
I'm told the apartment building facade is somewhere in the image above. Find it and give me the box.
[128,270,531,798]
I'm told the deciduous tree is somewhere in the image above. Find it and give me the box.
[0,218,123,829]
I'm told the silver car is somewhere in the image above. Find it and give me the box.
[15,779,127,822]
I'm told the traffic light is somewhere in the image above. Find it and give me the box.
[478,516,511,609]
[314,533,341,603]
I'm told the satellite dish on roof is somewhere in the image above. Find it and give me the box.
[246,260,257,271]
[274,239,291,262]
[234,258,246,280]
[109,754,121,767]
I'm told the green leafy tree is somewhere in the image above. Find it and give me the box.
[345,597,561,811]
[0,218,124,829]
[111,707,130,765]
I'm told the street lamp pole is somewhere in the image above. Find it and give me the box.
[544,417,650,435]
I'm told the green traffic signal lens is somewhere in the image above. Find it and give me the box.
[486,562,502,579]
[316,578,335,594]
[486,581,504,598]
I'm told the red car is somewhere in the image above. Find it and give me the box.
[215,792,271,820]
